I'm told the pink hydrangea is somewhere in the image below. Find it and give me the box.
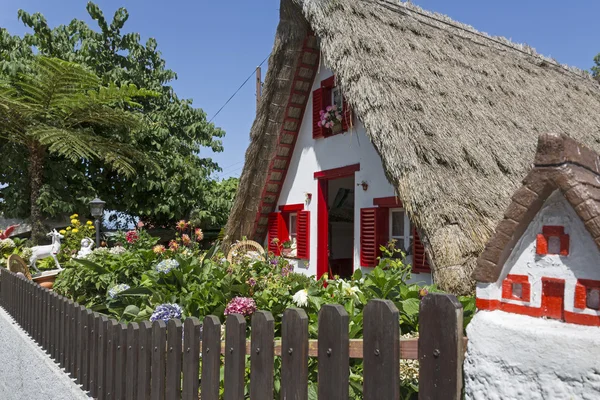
[125,230,139,243]
[224,297,257,317]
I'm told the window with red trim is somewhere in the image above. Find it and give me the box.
[536,225,569,256]
[360,197,431,273]
[268,205,310,259]
[574,279,600,310]
[501,274,531,302]
[312,75,352,139]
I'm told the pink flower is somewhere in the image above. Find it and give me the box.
[319,110,325,116]
[317,121,322,127]
[169,240,179,251]
[224,297,257,317]
[195,228,204,241]
[125,230,139,243]
[137,220,145,228]
[153,245,166,254]
[181,234,191,246]
[326,106,332,112]
[176,220,188,232]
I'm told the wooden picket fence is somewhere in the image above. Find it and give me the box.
[0,268,464,399]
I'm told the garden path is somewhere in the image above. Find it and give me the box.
[0,306,89,399]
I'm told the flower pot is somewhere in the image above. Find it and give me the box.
[32,270,61,290]
[331,122,343,134]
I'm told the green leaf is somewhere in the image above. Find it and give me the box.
[400,298,421,317]
[123,305,140,319]
[118,287,152,296]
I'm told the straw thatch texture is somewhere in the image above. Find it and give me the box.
[224,1,310,245]
[225,0,600,294]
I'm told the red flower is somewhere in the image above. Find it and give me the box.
[125,230,139,243]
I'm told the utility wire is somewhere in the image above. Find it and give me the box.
[208,54,270,124]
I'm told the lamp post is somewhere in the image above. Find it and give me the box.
[89,197,105,248]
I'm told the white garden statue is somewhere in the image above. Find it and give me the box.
[75,237,94,259]
[29,229,64,272]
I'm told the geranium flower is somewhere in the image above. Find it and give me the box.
[247,278,257,287]
[181,234,191,246]
[169,240,179,251]
[125,230,139,243]
[150,303,182,322]
[224,297,257,317]
[155,259,179,274]
[176,220,189,231]
[292,289,308,307]
[153,245,166,254]
[108,284,130,299]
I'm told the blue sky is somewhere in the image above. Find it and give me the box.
[1,1,599,179]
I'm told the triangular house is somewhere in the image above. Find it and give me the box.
[475,133,600,326]
[224,0,600,294]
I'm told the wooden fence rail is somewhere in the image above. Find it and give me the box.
[0,268,464,399]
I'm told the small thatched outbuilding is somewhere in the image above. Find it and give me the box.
[224,0,600,295]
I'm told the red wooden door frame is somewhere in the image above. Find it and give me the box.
[315,164,360,279]
[541,277,565,320]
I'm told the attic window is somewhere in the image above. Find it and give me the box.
[536,226,569,256]
[502,274,531,302]
[587,289,600,310]
[312,75,352,138]
[575,279,600,310]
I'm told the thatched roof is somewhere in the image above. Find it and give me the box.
[225,0,600,294]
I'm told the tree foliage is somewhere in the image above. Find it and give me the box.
[0,2,226,228]
[0,56,154,241]
[593,53,600,79]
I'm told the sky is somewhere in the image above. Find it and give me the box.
[1,0,599,180]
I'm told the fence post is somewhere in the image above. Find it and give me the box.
[151,319,167,400]
[105,319,118,399]
[182,317,201,400]
[166,319,183,400]
[200,315,221,400]
[363,299,399,400]
[137,321,152,400]
[318,304,349,400]
[281,308,309,400]
[126,322,140,400]
[97,315,109,400]
[250,311,274,400]
[224,314,245,400]
[418,293,464,400]
[81,307,93,390]
[76,305,85,384]
[115,322,128,399]
[88,311,97,396]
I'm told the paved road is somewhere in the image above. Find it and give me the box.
[0,306,89,400]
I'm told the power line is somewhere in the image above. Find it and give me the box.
[208,54,270,124]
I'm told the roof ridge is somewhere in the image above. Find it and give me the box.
[379,0,595,83]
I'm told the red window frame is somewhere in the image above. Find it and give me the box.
[574,279,600,310]
[312,75,352,139]
[536,225,569,256]
[501,274,531,302]
[268,204,310,259]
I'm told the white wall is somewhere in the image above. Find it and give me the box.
[275,61,431,285]
[464,310,600,400]
[477,190,600,315]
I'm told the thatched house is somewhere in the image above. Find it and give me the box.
[224,0,600,294]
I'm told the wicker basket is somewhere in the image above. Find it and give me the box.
[226,240,266,264]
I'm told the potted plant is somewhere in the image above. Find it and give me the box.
[318,105,343,134]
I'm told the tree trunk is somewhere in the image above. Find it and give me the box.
[28,144,46,245]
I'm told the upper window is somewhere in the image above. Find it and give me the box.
[536,225,569,256]
[289,213,297,246]
[312,75,352,139]
[390,208,412,254]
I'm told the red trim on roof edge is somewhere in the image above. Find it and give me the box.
[279,203,305,212]
[373,196,403,208]
[314,163,360,180]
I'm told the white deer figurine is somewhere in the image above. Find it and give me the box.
[30,229,64,272]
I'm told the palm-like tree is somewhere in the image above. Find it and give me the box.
[0,56,154,243]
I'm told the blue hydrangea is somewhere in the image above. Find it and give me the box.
[150,303,182,322]
[107,283,130,299]
[155,259,179,274]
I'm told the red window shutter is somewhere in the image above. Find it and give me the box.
[341,97,352,132]
[268,212,285,256]
[574,283,587,309]
[360,207,386,267]
[312,88,324,138]
[296,211,310,259]
[412,226,430,272]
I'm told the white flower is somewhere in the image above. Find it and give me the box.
[109,246,126,255]
[0,238,15,250]
[292,289,308,307]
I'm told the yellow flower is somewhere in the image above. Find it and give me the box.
[72,229,79,233]
[59,230,66,235]
[71,219,79,225]
[66,227,72,231]
[70,214,79,219]
[86,221,93,226]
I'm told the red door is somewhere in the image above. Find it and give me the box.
[541,278,565,320]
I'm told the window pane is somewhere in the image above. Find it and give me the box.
[332,87,342,110]
[548,236,561,254]
[512,283,523,299]
[290,214,297,236]
[587,288,600,310]
[391,211,405,237]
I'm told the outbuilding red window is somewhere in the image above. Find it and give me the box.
[502,274,531,302]
[312,75,352,139]
[360,197,431,272]
[574,279,600,310]
[536,225,569,256]
[268,204,310,259]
